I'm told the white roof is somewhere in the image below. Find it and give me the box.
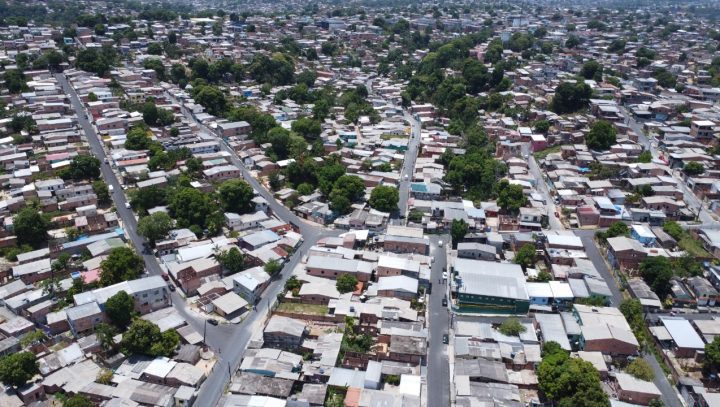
[377,255,420,272]
[549,281,574,299]
[547,234,583,249]
[377,275,418,293]
[660,317,705,349]
[144,357,177,379]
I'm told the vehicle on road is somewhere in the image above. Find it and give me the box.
[108,184,114,193]
[124,202,131,209]
[438,240,443,247]
[442,333,449,344]
[442,297,448,307]
[442,271,448,280]
[161,272,169,281]
[168,284,176,292]
[208,319,219,326]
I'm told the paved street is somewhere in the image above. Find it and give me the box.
[56,73,207,334]
[527,153,563,230]
[61,73,341,407]
[574,229,623,306]
[426,235,450,407]
[163,90,344,407]
[619,106,717,225]
[396,112,422,218]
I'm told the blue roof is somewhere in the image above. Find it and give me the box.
[410,183,428,193]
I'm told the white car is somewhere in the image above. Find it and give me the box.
[442,271,448,280]
[438,240,443,247]
[124,202,131,209]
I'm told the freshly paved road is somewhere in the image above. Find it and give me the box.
[396,112,422,218]
[426,235,450,407]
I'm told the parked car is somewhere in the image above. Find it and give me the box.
[168,284,175,292]
[442,297,448,307]
[442,334,449,344]
[208,319,219,326]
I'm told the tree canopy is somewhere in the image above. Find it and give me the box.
[121,319,179,357]
[0,351,38,388]
[14,207,49,248]
[639,256,674,299]
[218,179,255,214]
[514,243,536,270]
[137,212,174,246]
[336,273,358,294]
[450,219,469,249]
[551,82,592,114]
[496,179,527,215]
[216,247,245,275]
[586,120,617,151]
[368,185,399,212]
[498,317,527,336]
[105,290,135,329]
[100,247,144,286]
[59,154,101,181]
[537,341,609,407]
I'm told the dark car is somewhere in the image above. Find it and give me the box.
[442,334,449,344]
[168,284,176,292]
[207,319,219,326]
[442,298,448,307]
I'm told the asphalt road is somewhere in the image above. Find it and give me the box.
[162,89,345,407]
[619,106,717,225]
[574,229,623,307]
[56,73,207,333]
[527,152,564,231]
[426,235,450,407]
[396,112,421,218]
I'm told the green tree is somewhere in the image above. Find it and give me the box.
[580,60,603,81]
[291,117,322,141]
[368,185,399,212]
[683,161,705,176]
[129,186,167,214]
[0,352,38,388]
[662,220,684,240]
[336,273,358,294]
[496,179,527,215]
[637,151,652,163]
[100,247,144,286]
[142,102,159,125]
[137,212,173,245]
[95,322,118,351]
[267,127,292,159]
[218,179,255,214]
[450,219,469,249]
[705,336,720,373]
[333,175,366,202]
[586,120,617,151]
[264,258,282,275]
[626,358,654,381]
[514,243,536,270]
[59,154,101,180]
[296,69,317,87]
[193,85,227,116]
[104,290,135,328]
[498,317,527,336]
[534,120,550,134]
[63,394,93,407]
[537,341,609,407]
[168,187,219,231]
[88,92,98,102]
[125,126,152,150]
[216,247,245,274]
[551,81,592,114]
[14,207,49,248]
[121,319,178,357]
[639,256,674,299]
[93,179,110,204]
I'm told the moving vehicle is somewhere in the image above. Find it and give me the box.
[438,240,443,247]
[124,202,131,209]
[108,184,114,193]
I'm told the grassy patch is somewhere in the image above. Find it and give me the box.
[533,144,562,159]
[276,302,328,315]
[678,235,712,258]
